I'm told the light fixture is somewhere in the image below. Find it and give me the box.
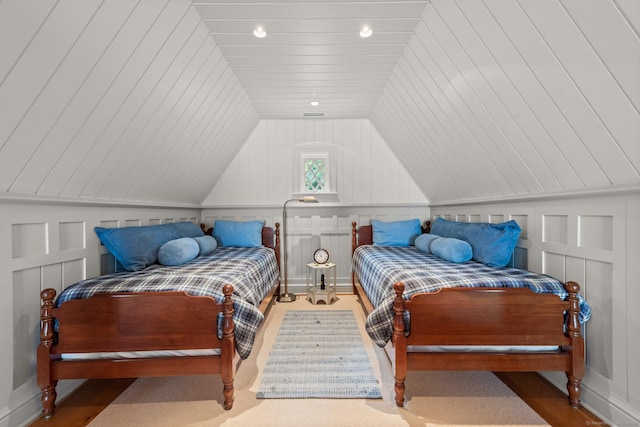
[278,196,319,302]
[253,26,266,38]
[310,100,320,106]
[360,25,372,38]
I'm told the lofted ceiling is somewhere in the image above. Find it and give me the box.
[0,0,638,206]
[192,0,429,119]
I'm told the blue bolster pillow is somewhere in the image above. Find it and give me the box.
[430,237,473,263]
[193,235,217,255]
[157,237,200,266]
[414,233,441,254]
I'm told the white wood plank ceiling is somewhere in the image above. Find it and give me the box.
[0,0,638,205]
[193,0,428,118]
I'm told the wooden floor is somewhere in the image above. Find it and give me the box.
[29,372,605,427]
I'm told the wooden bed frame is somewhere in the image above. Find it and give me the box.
[351,221,585,408]
[37,223,281,419]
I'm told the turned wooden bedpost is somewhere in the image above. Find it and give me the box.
[37,289,58,418]
[221,284,235,410]
[351,222,358,255]
[393,282,408,407]
[564,281,585,408]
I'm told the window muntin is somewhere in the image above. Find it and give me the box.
[304,158,326,192]
[300,152,330,193]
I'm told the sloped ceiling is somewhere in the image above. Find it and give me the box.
[0,0,638,206]
[372,0,639,203]
[0,0,259,206]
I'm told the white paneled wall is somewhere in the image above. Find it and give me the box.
[431,189,640,425]
[0,202,200,427]
[202,119,428,206]
[202,205,430,293]
[372,0,639,203]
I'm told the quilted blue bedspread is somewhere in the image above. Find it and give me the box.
[56,247,280,359]
[351,245,591,347]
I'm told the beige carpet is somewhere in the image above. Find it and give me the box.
[88,295,549,427]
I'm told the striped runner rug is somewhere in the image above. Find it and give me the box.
[256,310,382,399]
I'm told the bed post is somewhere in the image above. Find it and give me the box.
[221,284,235,410]
[37,289,58,418]
[564,281,585,408]
[392,282,408,407]
[351,222,358,255]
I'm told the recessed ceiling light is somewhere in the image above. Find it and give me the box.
[310,100,320,106]
[360,26,372,38]
[253,26,266,38]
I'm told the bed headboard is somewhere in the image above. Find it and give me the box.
[351,220,431,255]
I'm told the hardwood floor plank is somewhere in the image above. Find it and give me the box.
[29,378,134,427]
[495,372,607,427]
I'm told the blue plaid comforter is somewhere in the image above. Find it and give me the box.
[56,247,280,359]
[352,245,591,347]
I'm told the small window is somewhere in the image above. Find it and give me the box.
[294,147,337,199]
[300,152,330,193]
[304,158,326,192]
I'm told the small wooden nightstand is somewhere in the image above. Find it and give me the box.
[306,262,337,304]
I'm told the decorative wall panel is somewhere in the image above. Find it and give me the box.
[59,222,84,252]
[579,215,614,251]
[12,267,41,390]
[584,258,613,380]
[542,215,568,245]
[12,223,47,259]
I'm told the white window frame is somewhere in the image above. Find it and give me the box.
[293,146,338,200]
[301,152,330,193]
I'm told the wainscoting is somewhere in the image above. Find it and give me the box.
[430,189,639,425]
[1,201,201,427]
[3,191,638,426]
[202,204,430,294]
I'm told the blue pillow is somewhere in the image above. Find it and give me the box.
[414,233,441,254]
[94,223,182,271]
[430,218,521,268]
[213,220,265,247]
[157,238,199,266]
[93,222,205,272]
[430,237,473,263]
[193,235,217,255]
[371,218,422,246]
[169,221,205,238]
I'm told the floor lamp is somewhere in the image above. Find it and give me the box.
[278,196,319,302]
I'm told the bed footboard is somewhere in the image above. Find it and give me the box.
[391,281,585,408]
[37,285,236,418]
